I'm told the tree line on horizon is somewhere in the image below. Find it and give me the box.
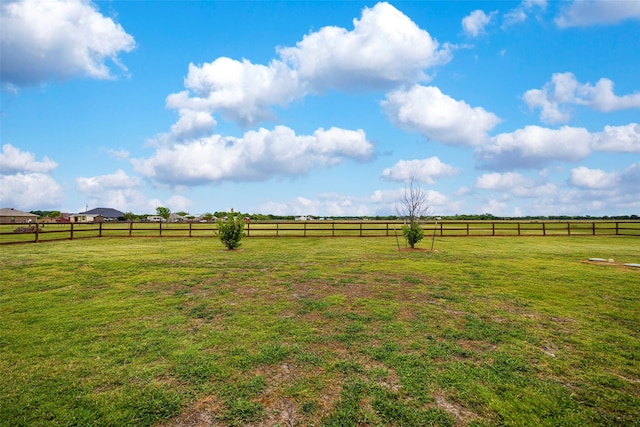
[28,210,639,222]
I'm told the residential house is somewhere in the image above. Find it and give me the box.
[0,208,38,224]
[69,207,125,223]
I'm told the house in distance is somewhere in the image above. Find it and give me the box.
[69,208,125,223]
[0,208,38,224]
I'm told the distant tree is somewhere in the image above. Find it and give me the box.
[175,211,189,217]
[202,212,216,222]
[123,212,137,222]
[47,211,61,219]
[217,209,245,250]
[396,175,430,248]
[156,206,171,225]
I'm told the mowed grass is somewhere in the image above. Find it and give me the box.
[1,236,638,426]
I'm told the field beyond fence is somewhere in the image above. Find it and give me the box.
[1,219,639,244]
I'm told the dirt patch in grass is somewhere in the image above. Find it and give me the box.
[432,392,479,426]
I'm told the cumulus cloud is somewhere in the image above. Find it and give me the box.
[164,2,451,133]
[475,172,557,197]
[168,58,301,128]
[462,10,497,37]
[0,0,135,88]
[556,0,640,27]
[591,123,640,153]
[381,157,460,184]
[569,163,640,190]
[75,169,149,212]
[1,144,57,174]
[0,173,64,210]
[132,126,373,186]
[523,73,640,123]
[475,125,592,170]
[279,2,450,91]
[382,85,501,146]
[0,144,63,209]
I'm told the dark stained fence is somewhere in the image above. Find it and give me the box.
[1,220,639,245]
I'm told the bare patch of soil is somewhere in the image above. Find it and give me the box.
[432,392,479,426]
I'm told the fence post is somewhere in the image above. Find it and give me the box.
[189,222,192,237]
[304,222,307,237]
[129,221,133,237]
[592,222,596,236]
[542,222,546,236]
[567,222,570,236]
[70,222,74,240]
[517,222,521,236]
[440,222,443,236]
[360,222,363,237]
[492,222,495,236]
[615,222,619,235]
[332,222,335,237]
[159,221,162,237]
[35,222,40,243]
[246,221,250,237]
[99,222,103,238]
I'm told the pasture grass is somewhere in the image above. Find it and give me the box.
[1,236,639,426]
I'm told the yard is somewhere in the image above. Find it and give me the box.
[1,236,638,426]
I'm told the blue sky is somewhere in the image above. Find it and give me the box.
[1,0,639,217]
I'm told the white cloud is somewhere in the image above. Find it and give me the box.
[164,195,192,213]
[278,2,450,91]
[164,2,451,133]
[0,173,64,210]
[591,123,640,153]
[476,125,592,170]
[569,163,640,190]
[75,169,149,212]
[76,169,140,193]
[569,166,619,189]
[103,148,130,160]
[475,172,557,198]
[523,73,640,124]
[503,0,547,27]
[170,109,217,141]
[0,144,57,174]
[132,126,373,185]
[381,157,460,184]
[0,144,64,209]
[556,0,640,28]
[382,85,501,146]
[168,58,301,128]
[462,10,497,37]
[0,0,135,87]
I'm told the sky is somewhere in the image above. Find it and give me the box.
[1,0,639,217]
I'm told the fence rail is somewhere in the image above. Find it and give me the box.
[1,220,639,245]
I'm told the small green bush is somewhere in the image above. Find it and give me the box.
[402,222,424,248]
[217,210,245,250]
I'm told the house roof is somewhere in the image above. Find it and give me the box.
[0,208,38,217]
[78,207,125,218]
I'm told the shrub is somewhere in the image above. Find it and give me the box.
[217,209,245,250]
[402,222,424,248]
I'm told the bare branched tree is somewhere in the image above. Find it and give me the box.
[396,174,430,226]
[396,174,431,248]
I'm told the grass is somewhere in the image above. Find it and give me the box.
[1,236,639,426]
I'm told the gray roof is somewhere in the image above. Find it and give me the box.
[79,208,125,218]
[0,208,38,217]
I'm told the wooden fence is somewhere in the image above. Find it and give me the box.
[1,220,639,245]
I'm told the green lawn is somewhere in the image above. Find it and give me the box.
[1,237,638,426]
